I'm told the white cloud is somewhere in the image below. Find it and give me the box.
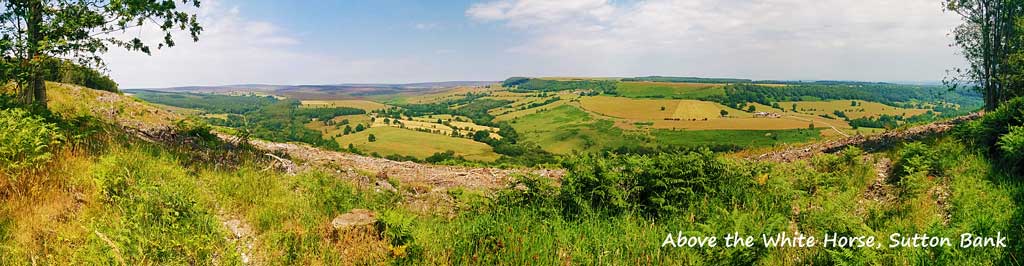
[102,0,447,88]
[468,0,964,81]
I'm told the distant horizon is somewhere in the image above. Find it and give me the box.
[123,77,949,90]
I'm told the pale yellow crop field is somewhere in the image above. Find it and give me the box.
[376,117,501,139]
[579,96,745,121]
[300,100,389,111]
[780,100,931,119]
[579,96,680,120]
[672,100,743,120]
[335,127,500,161]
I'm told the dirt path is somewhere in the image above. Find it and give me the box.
[785,115,850,137]
[752,113,982,162]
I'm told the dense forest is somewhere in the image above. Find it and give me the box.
[621,76,752,83]
[502,77,618,94]
[128,90,280,114]
[703,83,983,111]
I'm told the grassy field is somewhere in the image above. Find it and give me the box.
[335,127,500,161]
[579,96,745,121]
[300,100,389,111]
[616,81,726,98]
[650,128,822,148]
[574,96,838,131]
[511,105,639,154]
[781,100,931,119]
[493,99,572,122]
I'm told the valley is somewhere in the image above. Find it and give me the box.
[127,76,982,162]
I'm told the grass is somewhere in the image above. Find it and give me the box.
[335,127,500,161]
[616,81,726,99]
[650,128,823,148]
[511,105,640,154]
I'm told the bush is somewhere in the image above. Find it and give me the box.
[499,174,558,210]
[891,142,939,198]
[559,149,734,218]
[892,142,938,178]
[377,210,415,246]
[966,97,1024,149]
[998,126,1024,172]
[0,108,63,174]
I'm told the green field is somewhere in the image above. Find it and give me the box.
[512,105,639,154]
[335,126,500,161]
[650,128,823,148]
[616,81,725,98]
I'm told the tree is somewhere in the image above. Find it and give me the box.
[368,134,376,142]
[747,105,756,112]
[355,124,365,132]
[343,125,352,135]
[945,0,1024,110]
[473,130,492,143]
[720,110,729,117]
[1,0,202,106]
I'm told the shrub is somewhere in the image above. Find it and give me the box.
[998,126,1024,172]
[559,149,733,218]
[499,174,557,210]
[173,119,217,142]
[892,142,938,178]
[377,210,415,246]
[891,142,939,198]
[425,150,456,163]
[0,108,63,174]
[966,97,1024,149]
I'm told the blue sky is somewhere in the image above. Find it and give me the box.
[104,0,965,88]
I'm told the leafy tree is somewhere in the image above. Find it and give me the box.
[747,105,756,112]
[1,0,203,106]
[720,109,728,117]
[368,134,376,142]
[473,130,492,144]
[945,0,1024,109]
[355,124,365,132]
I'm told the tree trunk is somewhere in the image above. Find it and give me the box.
[26,0,46,107]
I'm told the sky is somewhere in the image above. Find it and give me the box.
[102,0,966,88]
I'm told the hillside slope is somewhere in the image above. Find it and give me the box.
[49,82,560,190]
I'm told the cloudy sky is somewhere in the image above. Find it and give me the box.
[103,0,965,88]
